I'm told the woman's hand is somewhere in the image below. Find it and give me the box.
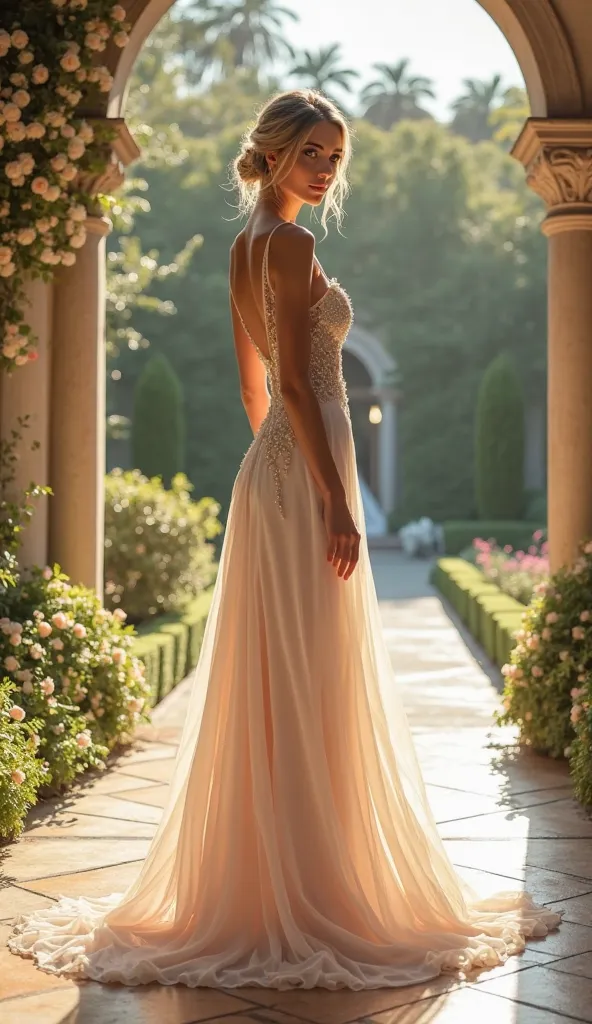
[321,493,361,580]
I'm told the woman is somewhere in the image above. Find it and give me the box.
[8,89,561,989]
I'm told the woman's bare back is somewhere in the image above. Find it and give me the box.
[229,220,332,363]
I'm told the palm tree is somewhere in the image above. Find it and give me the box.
[360,59,435,130]
[179,0,299,83]
[289,43,359,106]
[449,74,505,142]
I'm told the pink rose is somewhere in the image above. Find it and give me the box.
[38,621,52,638]
[52,612,67,629]
[4,655,19,672]
[546,612,559,624]
[73,623,87,639]
[531,665,544,678]
[32,64,49,84]
[40,678,55,695]
[112,647,127,665]
[31,177,49,196]
[571,705,582,724]
[9,705,25,721]
[572,626,586,641]
[580,611,591,622]
[51,637,64,651]
[76,731,92,748]
[11,770,25,785]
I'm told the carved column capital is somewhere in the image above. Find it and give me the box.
[75,117,141,206]
[512,119,592,236]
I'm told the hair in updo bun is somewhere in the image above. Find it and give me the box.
[229,89,353,234]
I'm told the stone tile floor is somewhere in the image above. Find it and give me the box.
[1,551,591,1023]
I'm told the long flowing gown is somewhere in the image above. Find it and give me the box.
[7,223,561,989]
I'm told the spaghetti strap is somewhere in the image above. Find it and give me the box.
[262,221,290,298]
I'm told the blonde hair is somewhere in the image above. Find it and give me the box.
[230,89,353,235]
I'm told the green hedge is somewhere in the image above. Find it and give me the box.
[430,558,526,668]
[443,521,545,556]
[132,587,213,707]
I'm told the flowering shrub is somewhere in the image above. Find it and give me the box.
[2,564,151,796]
[0,413,51,598]
[0,1,131,371]
[0,676,47,838]
[472,530,549,604]
[496,538,592,806]
[104,469,222,623]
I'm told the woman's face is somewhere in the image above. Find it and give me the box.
[268,120,344,206]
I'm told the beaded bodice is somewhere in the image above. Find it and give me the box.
[234,223,353,517]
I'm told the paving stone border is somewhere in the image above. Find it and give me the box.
[431,558,527,668]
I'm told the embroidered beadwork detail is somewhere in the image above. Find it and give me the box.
[235,226,353,517]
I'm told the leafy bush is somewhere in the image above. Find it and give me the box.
[443,520,545,556]
[0,677,47,840]
[475,354,525,520]
[132,353,186,487]
[1,565,151,796]
[104,469,222,623]
[472,532,548,605]
[496,538,592,805]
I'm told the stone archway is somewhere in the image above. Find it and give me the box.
[7,0,592,590]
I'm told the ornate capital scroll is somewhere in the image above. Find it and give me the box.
[512,119,592,235]
[75,117,141,207]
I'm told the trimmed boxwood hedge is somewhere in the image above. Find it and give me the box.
[431,558,526,668]
[443,521,545,556]
[132,587,214,707]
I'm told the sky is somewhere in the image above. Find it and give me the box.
[277,0,525,119]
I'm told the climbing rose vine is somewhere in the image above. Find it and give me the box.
[0,1,131,372]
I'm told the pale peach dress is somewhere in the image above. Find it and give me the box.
[8,223,561,988]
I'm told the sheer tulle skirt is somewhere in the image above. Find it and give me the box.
[7,399,561,988]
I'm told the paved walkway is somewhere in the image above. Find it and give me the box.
[1,552,591,1023]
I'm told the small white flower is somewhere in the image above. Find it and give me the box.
[47,695,58,707]
[52,723,65,734]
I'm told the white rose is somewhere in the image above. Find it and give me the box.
[51,154,68,172]
[69,231,86,249]
[13,89,30,108]
[17,228,36,246]
[76,731,92,748]
[67,137,85,160]
[60,52,81,73]
[85,33,104,51]
[40,248,55,264]
[11,30,29,50]
[69,204,87,222]
[26,122,46,139]
[59,164,77,182]
[6,122,26,142]
[4,103,21,123]
[32,65,50,85]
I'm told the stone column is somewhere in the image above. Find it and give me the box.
[512,120,592,572]
[378,394,397,516]
[1,278,53,569]
[48,118,140,596]
[49,216,110,594]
